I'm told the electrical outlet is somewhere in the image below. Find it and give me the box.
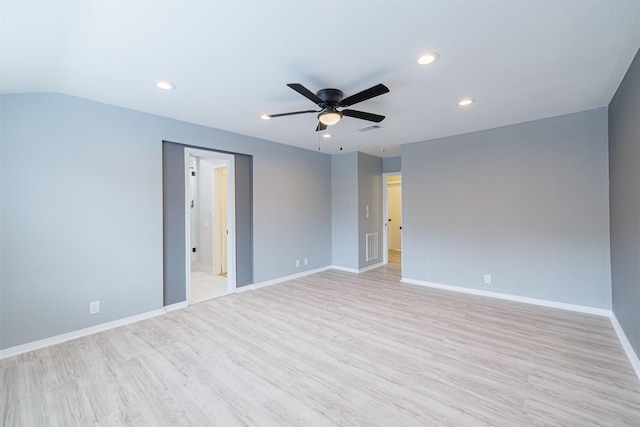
[89,300,100,315]
[304,258,308,266]
[483,274,492,284]
[295,259,300,267]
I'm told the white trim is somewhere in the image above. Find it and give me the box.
[164,301,188,313]
[185,151,193,305]
[401,278,612,317]
[224,156,237,295]
[610,314,640,381]
[235,284,254,293]
[330,262,385,274]
[358,261,385,273]
[253,266,333,290]
[331,265,360,274]
[382,173,397,266]
[0,308,166,361]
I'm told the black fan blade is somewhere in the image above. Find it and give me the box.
[316,122,327,132]
[342,109,385,123]
[287,83,323,105]
[265,110,318,119]
[339,84,389,107]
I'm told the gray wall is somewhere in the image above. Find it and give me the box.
[357,153,383,268]
[251,144,331,281]
[609,48,640,357]
[402,109,612,309]
[331,152,359,269]
[383,156,401,174]
[0,92,331,349]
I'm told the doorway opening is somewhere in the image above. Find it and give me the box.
[383,173,402,270]
[185,148,236,304]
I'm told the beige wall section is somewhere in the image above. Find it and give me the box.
[387,176,402,251]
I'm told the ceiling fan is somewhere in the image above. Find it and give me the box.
[263,83,390,131]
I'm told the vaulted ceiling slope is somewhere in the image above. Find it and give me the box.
[2,1,639,157]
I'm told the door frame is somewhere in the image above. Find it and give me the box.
[382,172,402,266]
[184,147,237,304]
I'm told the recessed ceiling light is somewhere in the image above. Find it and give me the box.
[155,81,175,90]
[260,114,271,120]
[416,52,440,65]
[322,134,332,139]
[458,98,475,106]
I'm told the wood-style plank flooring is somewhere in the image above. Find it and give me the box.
[2,252,639,426]
[191,270,228,304]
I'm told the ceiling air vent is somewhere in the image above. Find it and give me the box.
[358,124,383,132]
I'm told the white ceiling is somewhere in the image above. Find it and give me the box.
[2,1,639,158]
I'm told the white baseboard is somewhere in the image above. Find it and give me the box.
[331,265,359,273]
[610,314,640,381]
[164,301,188,312]
[358,261,385,273]
[330,262,384,274]
[0,307,166,361]
[253,266,332,290]
[400,278,611,317]
[235,284,254,293]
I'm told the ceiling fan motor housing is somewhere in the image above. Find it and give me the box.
[316,88,344,106]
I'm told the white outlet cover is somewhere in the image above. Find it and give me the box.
[484,274,492,284]
[89,300,100,314]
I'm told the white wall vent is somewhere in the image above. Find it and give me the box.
[366,232,379,261]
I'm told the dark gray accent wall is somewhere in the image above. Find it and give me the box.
[162,142,187,305]
[402,109,612,308]
[382,156,401,174]
[357,153,383,268]
[0,92,331,349]
[609,48,640,357]
[234,154,254,287]
[331,152,359,269]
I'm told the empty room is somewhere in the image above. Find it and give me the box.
[1,1,639,425]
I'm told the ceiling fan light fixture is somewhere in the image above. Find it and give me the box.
[416,52,440,65]
[318,110,342,126]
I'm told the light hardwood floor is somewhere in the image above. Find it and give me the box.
[190,270,228,304]
[2,253,639,426]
